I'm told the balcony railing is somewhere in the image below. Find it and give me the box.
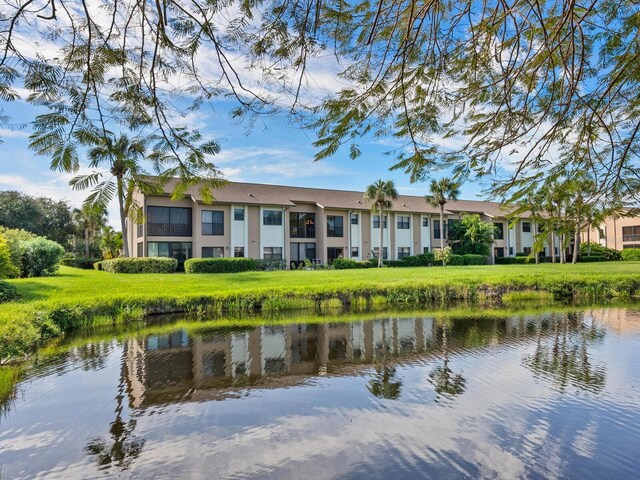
[147,223,192,237]
[623,234,640,242]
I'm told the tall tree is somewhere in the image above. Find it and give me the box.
[3,1,640,208]
[0,191,74,247]
[65,133,223,257]
[364,179,398,267]
[425,178,460,265]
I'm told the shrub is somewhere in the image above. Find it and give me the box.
[0,280,18,303]
[101,257,178,274]
[462,254,486,265]
[622,249,640,261]
[578,255,607,263]
[0,234,18,278]
[449,254,464,266]
[61,255,101,269]
[400,253,436,267]
[19,237,65,277]
[332,258,363,269]
[185,257,258,274]
[384,260,407,267]
[255,259,287,271]
[434,247,453,266]
[0,228,36,273]
[495,256,534,265]
[579,242,621,261]
[93,261,103,271]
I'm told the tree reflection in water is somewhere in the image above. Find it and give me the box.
[367,364,402,400]
[523,312,607,393]
[429,322,466,400]
[84,361,144,470]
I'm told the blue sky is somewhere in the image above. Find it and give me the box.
[0,96,488,227]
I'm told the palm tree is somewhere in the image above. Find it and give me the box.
[425,178,460,265]
[364,179,398,267]
[69,134,153,257]
[72,204,107,257]
[101,226,123,259]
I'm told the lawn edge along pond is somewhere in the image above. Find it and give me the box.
[1,262,639,363]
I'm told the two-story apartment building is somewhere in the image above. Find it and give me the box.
[126,180,570,266]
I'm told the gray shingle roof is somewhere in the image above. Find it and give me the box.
[155,178,523,217]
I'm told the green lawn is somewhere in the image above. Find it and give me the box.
[1,262,640,361]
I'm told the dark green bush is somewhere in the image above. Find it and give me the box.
[62,255,101,269]
[101,257,178,274]
[255,259,287,271]
[579,242,621,261]
[622,249,640,261]
[495,256,532,265]
[20,237,65,277]
[185,257,258,274]
[0,280,18,303]
[332,258,363,269]
[449,254,464,266]
[578,255,607,263]
[462,254,486,265]
[384,260,408,267]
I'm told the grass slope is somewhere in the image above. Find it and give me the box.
[1,262,639,361]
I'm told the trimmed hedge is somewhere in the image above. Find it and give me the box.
[449,254,464,266]
[62,256,101,270]
[332,258,364,269]
[101,257,178,274]
[0,280,18,303]
[577,255,607,263]
[579,242,621,261]
[622,249,640,261]
[185,257,258,274]
[462,254,486,265]
[94,261,103,271]
[255,259,287,271]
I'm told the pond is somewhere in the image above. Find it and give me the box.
[1,307,640,479]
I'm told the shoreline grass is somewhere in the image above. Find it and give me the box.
[1,263,639,362]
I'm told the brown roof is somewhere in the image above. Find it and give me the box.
[155,178,521,218]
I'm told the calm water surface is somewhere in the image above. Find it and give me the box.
[1,307,640,479]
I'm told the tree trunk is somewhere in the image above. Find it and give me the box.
[117,176,130,257]
[560,233,565,264]
[550,231,556,263]
[440,204,445,266]
[587,223,591,256]
[572,226,580,264]
[84,224,90,257]
[377,203,384,267]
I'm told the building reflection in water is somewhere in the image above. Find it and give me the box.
[123,309,621,408]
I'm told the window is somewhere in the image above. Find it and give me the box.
[422,217,429,227]
[622,225,640,242]
[373,215,387,228]
[234,208,245,221]
[290,243,316,263]
[398,247,411,259]
[263,247,283,259]
[522,221,531,233]
[434,220,447,239]
[137,242,143,257]
[289,212,315,238]
[351,247,359,258]
[494,222,505,240]
[148,242,192,264]
[234,247,245,258]
[263,210,283,226]
[494,247,505,258]
[327,215,344,237]
[202,246,224,258]
[423,247,429,254]
[327,247,344,264]
[373,246,388,260]
[509,247,514,256]
[147,206,192,236]
[202,210,224,235]
[350,213,359,225]
[137,223,143,238]
[523,247,532,255]
[623,244,640,249]
[397,216,410,229]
